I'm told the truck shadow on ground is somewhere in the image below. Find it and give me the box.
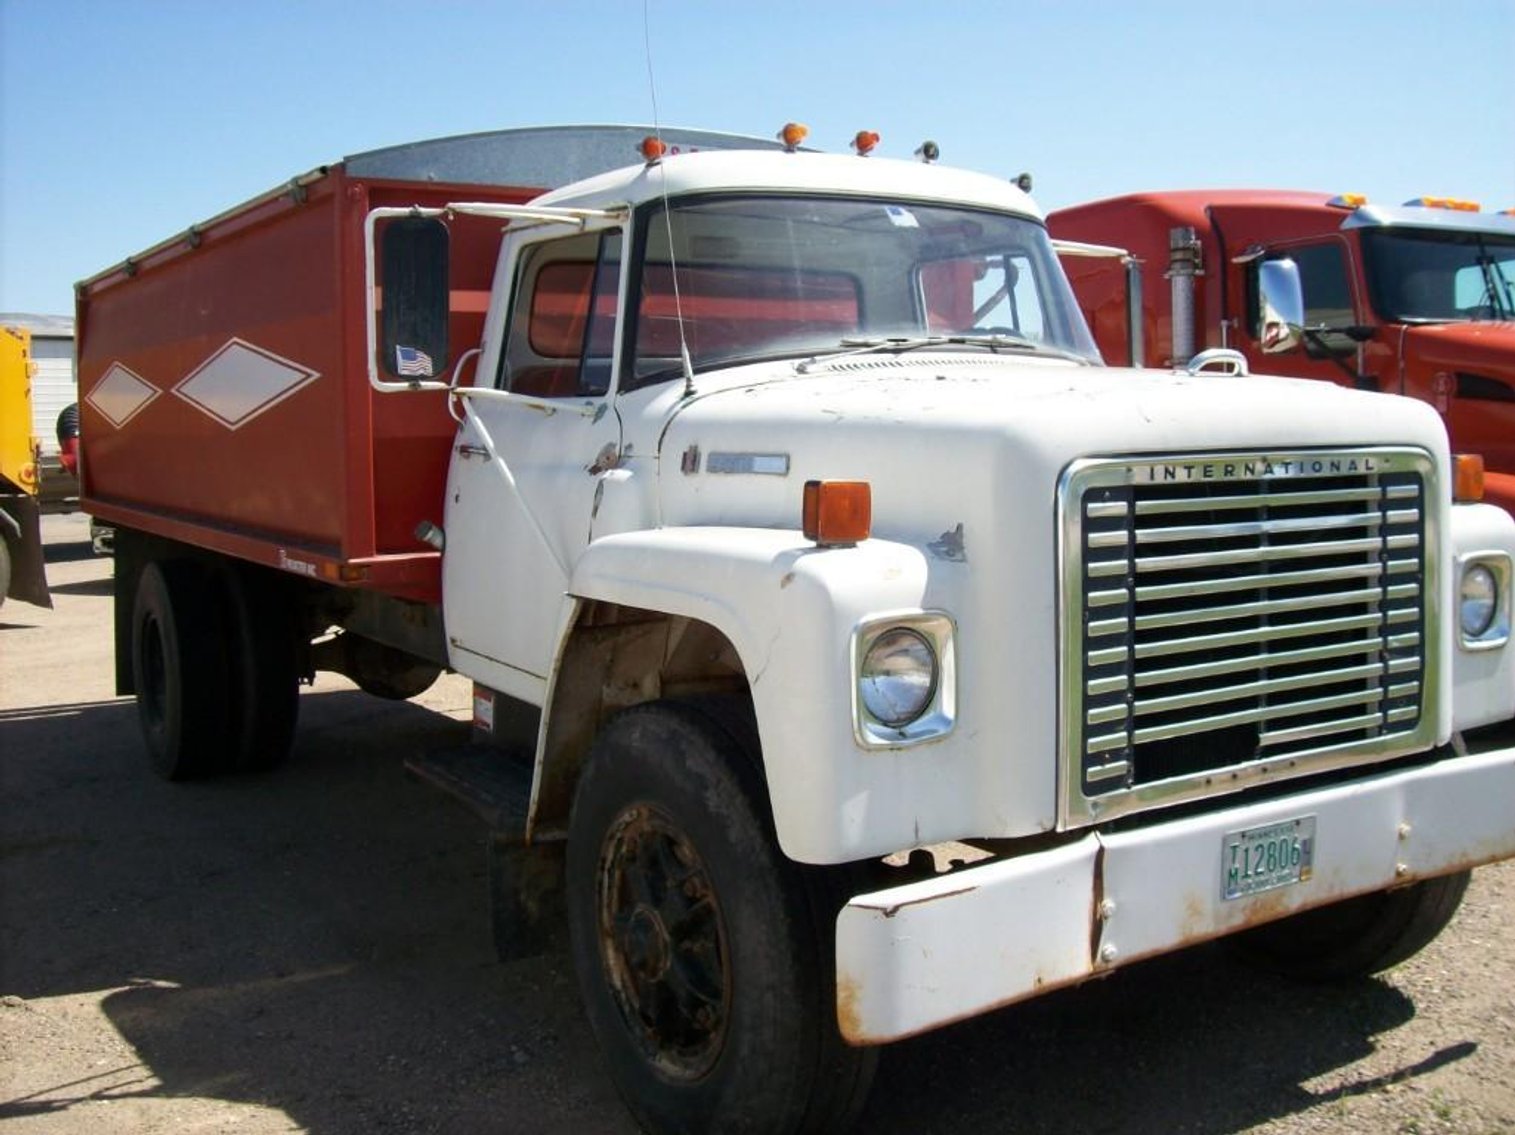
[43,578,114,598]
[0,688,1476,1135]
[41,538,97,566]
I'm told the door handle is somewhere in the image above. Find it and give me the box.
[456,442,490,460]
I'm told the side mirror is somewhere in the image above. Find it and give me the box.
[380,216,449,380]
[1256,258,1304,355]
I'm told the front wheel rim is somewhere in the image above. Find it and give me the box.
[596,803,730,1081]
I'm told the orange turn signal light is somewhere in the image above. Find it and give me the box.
[639,136,668,163]
[1454,454,1485,502]
[803,480,871,546]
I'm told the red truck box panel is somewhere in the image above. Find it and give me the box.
[78,169,535,603]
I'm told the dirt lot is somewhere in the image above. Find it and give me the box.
[2,513,1514,1135]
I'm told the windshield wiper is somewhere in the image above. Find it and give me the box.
[795,334,1085,373]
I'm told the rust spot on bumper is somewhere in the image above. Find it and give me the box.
[836,974,864,1045]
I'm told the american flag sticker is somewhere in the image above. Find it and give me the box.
[396,344,435,377]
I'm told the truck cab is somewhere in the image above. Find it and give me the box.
[1048,191,1515,514]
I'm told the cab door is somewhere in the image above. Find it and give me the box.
[442,226,624,702]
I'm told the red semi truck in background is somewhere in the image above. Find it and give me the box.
[1047,191,1515,515]
[75,127,1515,1134]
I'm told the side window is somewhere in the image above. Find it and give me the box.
[920,254,1046,340]
[500,230,621,397]
[1253,242,1355,356]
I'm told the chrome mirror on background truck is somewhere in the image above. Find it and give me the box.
[1257,256,1305,354]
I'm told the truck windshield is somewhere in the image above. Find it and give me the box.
[1360,227,1515,323]
[628,195,1099,387]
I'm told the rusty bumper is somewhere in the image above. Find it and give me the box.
[835,743,1515,1045]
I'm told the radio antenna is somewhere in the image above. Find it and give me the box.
[643,0,696,397]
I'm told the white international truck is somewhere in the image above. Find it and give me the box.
[76,126,1515,1134]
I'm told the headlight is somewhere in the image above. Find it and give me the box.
[852,613,957,748]
[1459,563,1498,639]
[859,628,937,727]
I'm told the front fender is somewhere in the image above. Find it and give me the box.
[565,526,974,863]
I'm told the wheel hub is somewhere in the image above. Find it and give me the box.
[622,906,671,980]
[598,805,730,1080]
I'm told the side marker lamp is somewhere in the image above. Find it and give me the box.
[1454,453,1485,502]
[802,480,871,546]
[639,136,667,164]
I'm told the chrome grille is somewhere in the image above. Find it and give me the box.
[1059,449,1440,826]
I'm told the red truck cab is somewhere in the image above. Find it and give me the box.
[1048,190,1515,514]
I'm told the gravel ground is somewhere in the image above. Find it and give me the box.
[2,513,1513,1135]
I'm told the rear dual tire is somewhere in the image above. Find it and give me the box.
[131,559,299,779]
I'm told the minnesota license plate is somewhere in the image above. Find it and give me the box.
[1222,816,1315,901]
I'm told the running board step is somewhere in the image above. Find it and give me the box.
[405,743,534,836]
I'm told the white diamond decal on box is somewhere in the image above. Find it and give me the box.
[87,363,161,428]
[174,338,320,430]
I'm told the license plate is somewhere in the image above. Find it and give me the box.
[1222,816,1315,901]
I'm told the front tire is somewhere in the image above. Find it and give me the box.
[1230,870,1471,981]
[565,701,876,1135]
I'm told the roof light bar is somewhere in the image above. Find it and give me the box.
[1404,196,1481,212]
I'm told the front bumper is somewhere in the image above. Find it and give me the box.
[835,742,1515,1045]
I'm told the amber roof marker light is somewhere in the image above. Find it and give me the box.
[778,122,810,152]
[851,130,881,157]
[638,135,668,165]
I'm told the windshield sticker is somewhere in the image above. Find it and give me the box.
[885,206,920,229]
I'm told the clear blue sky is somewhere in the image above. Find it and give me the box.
[3,0,1511,316]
